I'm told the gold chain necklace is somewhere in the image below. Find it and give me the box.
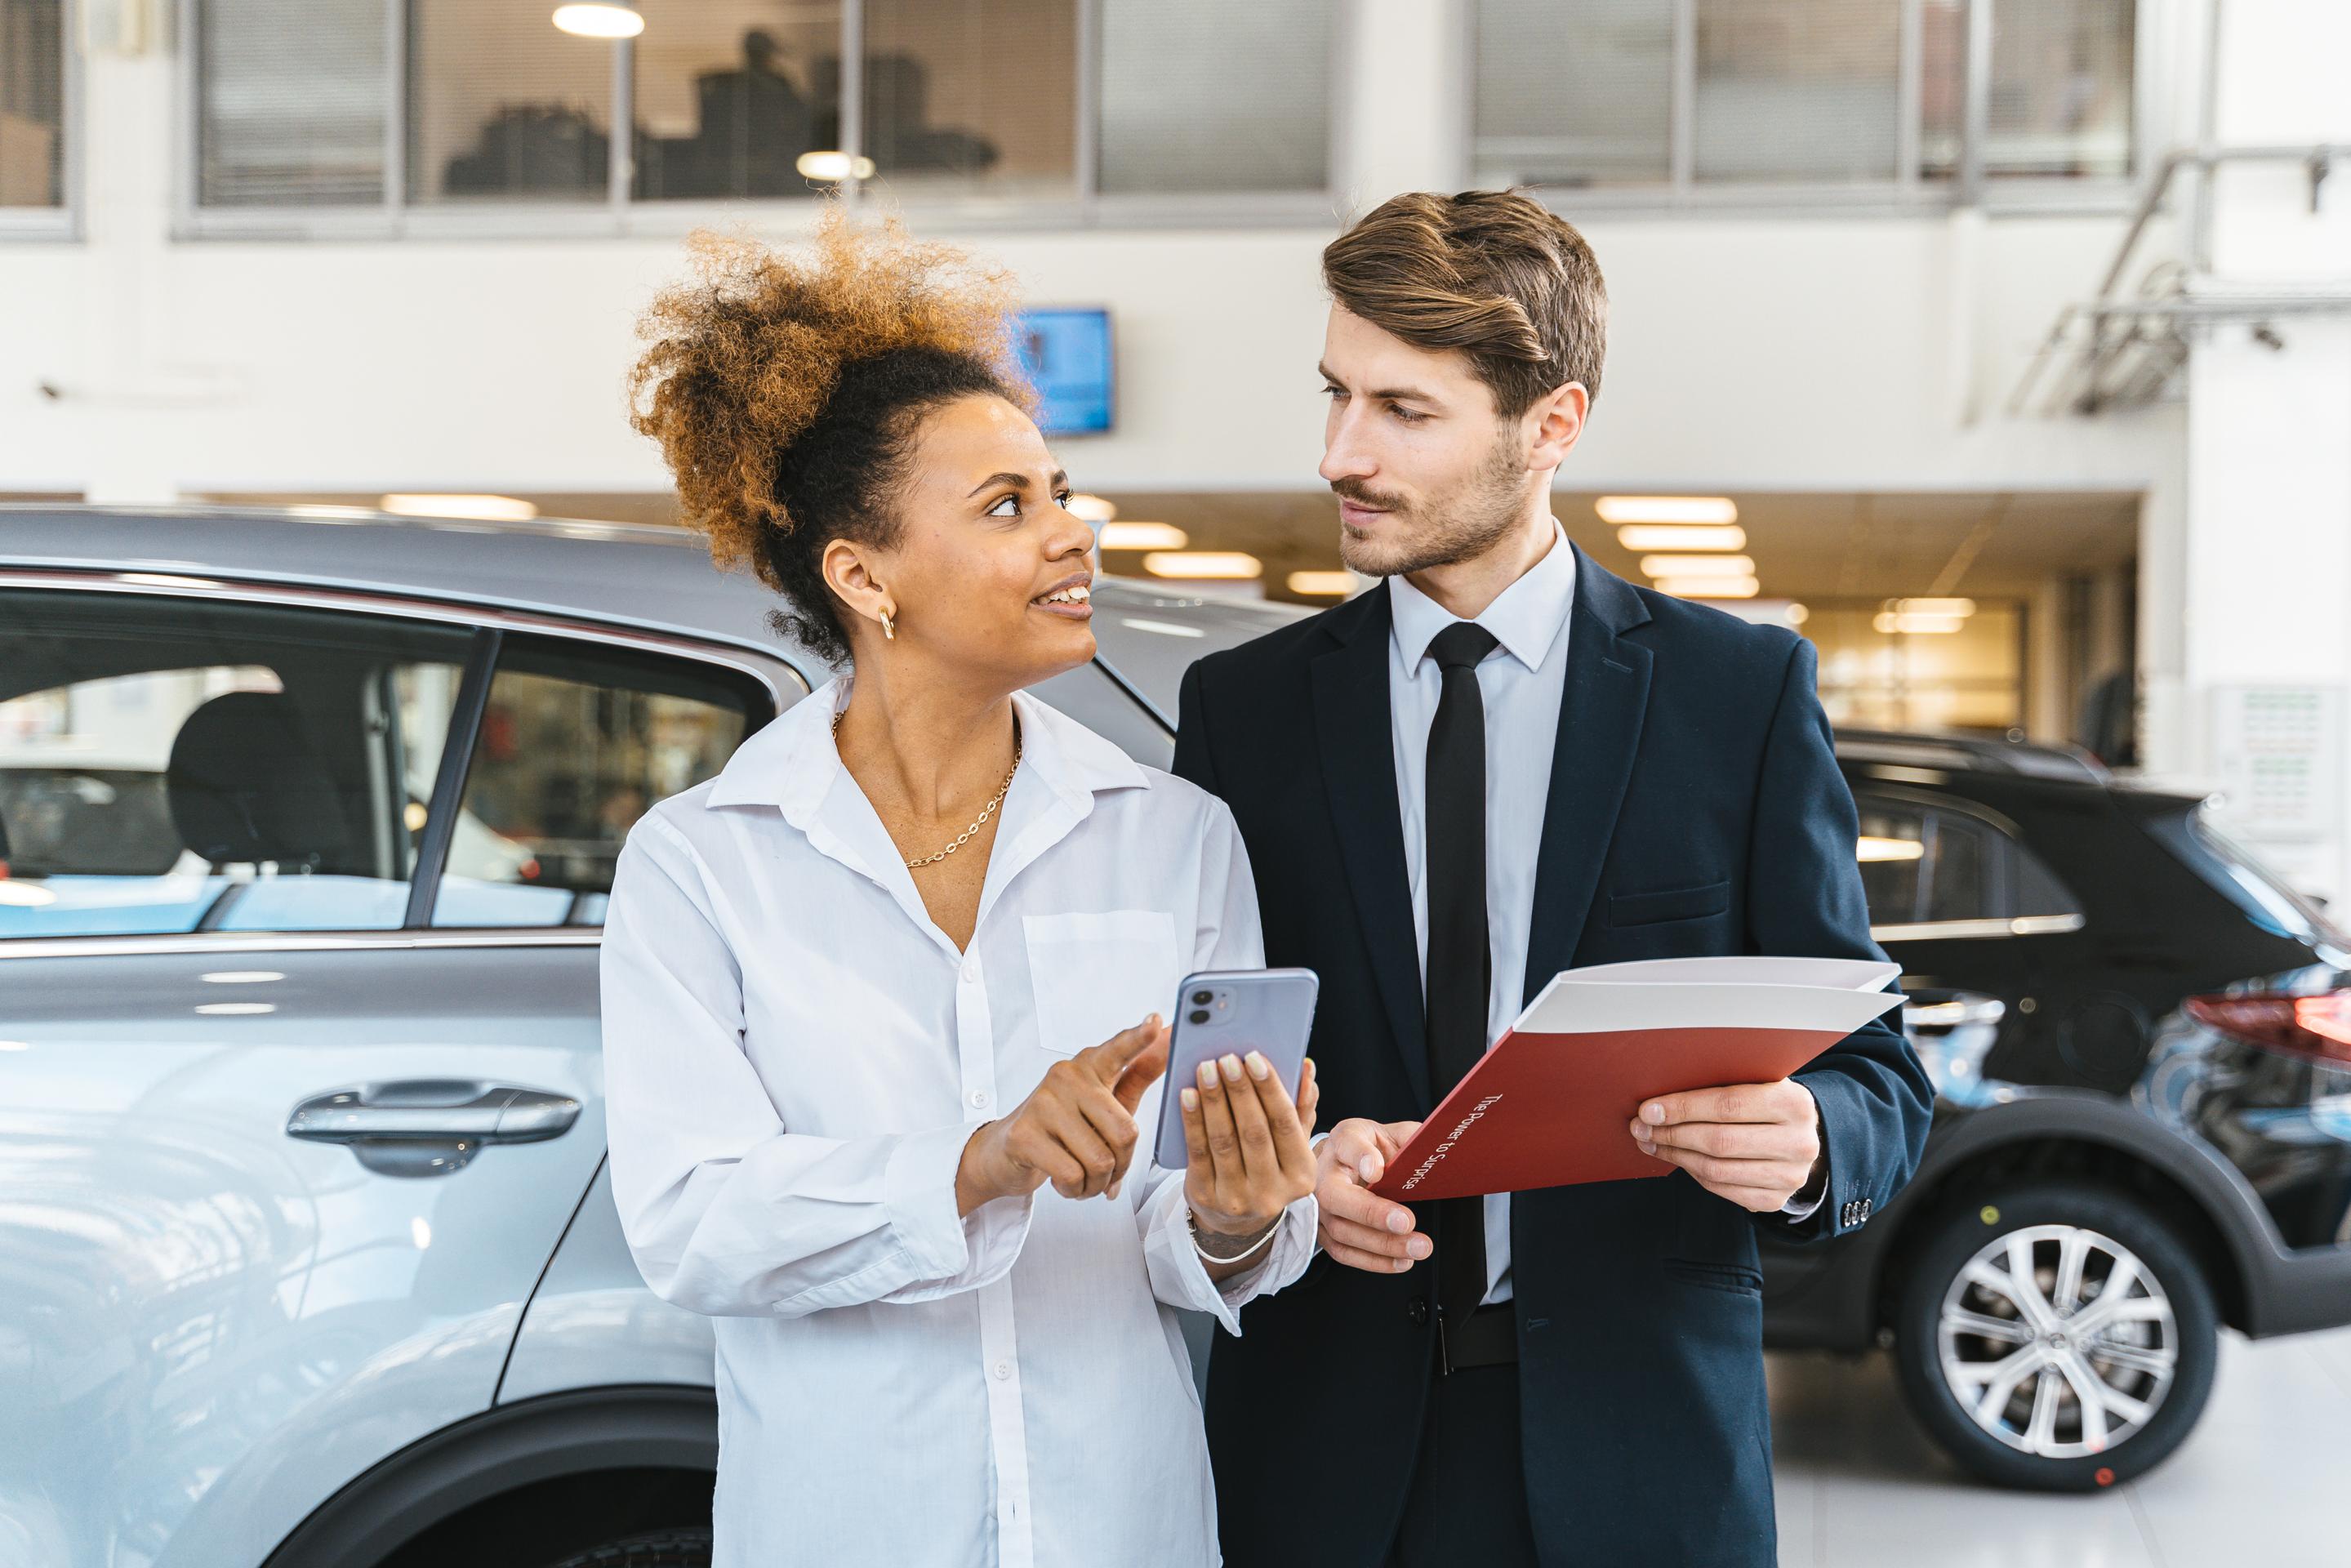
[833,710,1022,870]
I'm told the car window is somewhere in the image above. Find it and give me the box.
[0,590,472,939]
[429,635,768,928]
[1854,792,2082,929]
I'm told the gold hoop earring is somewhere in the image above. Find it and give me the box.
[879,608,897,641]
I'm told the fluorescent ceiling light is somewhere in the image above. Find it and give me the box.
[1857,836,1926,862]
[1064,494,1117,523]
[1615,523,1746,552]
[1890,597,1977,617]
[795,150,877,181]
[380,493,539,522]
[1654,575,1760,599]
[1596,496,1738,526]
[553,3,643,38]
[1639,553,1755,578]
[1098,522,1188,551]
[1286,571,1357,597]
[1142,551,1262,580]
[1873,611,1966,635]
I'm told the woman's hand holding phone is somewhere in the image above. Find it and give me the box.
[1178,1049,1321,1250]
[956,1016,1170,1214]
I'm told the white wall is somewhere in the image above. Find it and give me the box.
[2167,0,2351,903]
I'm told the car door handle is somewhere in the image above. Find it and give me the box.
[287,1080,581,1176]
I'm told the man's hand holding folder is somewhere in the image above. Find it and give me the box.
[1631,1077,1828,1213]
[1311,957,1901,1270]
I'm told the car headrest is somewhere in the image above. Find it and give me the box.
[167,692,354,868]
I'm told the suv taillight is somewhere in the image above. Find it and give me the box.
[2184,991,2351,1067]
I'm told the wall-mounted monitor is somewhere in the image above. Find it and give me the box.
[1014,308,1114,435]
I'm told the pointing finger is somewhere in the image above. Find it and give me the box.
[1087,1014,1167,1085]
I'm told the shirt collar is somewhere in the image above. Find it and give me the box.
[704,677,1148,823]
[1388,517,1578,674]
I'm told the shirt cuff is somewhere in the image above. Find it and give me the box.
[1779,1081,1828,1221]
[879,1120,1035,1299]
[1146,1189,1320,1336]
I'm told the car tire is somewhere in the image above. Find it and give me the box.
[543,1528,714,1568]
[1891,1182,2219,1491]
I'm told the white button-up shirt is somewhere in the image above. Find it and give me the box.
[1388,524,1819,1308]
[601,681,1317,1568]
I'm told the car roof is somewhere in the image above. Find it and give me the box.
[0,504,1306,710]
[1832,727,2113,786]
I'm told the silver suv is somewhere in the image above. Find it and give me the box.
[0,506,1296,1568]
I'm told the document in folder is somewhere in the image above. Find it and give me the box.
[1369,956,1905,1201]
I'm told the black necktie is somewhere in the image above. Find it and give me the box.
[1423,620,1499,1337]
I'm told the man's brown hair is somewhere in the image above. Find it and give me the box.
[1321,189,1607,418]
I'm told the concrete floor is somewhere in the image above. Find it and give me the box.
[1769,1325,2351,1566]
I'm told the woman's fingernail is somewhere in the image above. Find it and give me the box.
[1407,1237,1431,1259]
[1387,1210,1411,1234]
[1198,1060,1218,1088]
[1245,1051,1271,1080]
[1219,1054,1244,1082]
[1360,1156,1379,1183]
[1106,1180,1120,1200]
[1181,1087,1199,1111]
[1392,1258,1411,1272]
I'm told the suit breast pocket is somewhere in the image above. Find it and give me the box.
[1608,877,1732,928]
[1022,910,1182,1057]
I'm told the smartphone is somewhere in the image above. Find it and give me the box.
[1152,967,1320,1170]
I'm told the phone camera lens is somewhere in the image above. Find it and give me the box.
[1188,1009,1211,1026]
[1191,990,1213,1005]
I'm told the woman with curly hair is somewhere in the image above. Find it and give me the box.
[599,210,1321,1568]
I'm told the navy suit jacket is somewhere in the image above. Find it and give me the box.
[1173,545,1935,1567]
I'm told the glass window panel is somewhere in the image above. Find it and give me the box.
[0,591,472,939]
[1921,0,2135,180]
[1472,0,1672,189]
[198,0,388,207]
[1855,799,1926,926]
[0,0,62,207]
[629,1,843,202]
[1921,811,1997,922]
[408,0,616,203]
[860,0,1075,202]
[432,638,765,929]
[1985,0,2134,178]
[1694,0,1900,183]
[1098,0,1329,195]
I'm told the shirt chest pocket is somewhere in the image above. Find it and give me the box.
[1022,909,1183,1058]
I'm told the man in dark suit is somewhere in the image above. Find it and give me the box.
[1175,190,1935,1567]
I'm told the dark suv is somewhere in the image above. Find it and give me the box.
[1758,729,2351,1490]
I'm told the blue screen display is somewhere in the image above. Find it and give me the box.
[1013,309,1114,435]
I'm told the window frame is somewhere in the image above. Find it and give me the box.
[175,0,1345,238]
[0,571,802,955]
[1464,0,2166,220]
[1855,782,2087,942]
[0,0,78,238]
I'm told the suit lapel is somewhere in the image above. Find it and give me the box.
[1522,545,1656,1007]
[1309,584,1432,1107]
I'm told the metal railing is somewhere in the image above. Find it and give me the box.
[2010,142,2351,416]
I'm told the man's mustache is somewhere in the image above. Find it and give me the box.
[1330,480,1409,512]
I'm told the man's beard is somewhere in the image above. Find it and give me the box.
[1334,435,1530,578]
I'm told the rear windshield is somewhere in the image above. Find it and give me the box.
[2142,805,2347,947]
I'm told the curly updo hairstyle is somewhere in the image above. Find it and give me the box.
[628,208,1035,663]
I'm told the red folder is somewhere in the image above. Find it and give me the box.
[1370,956,1904,1201]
